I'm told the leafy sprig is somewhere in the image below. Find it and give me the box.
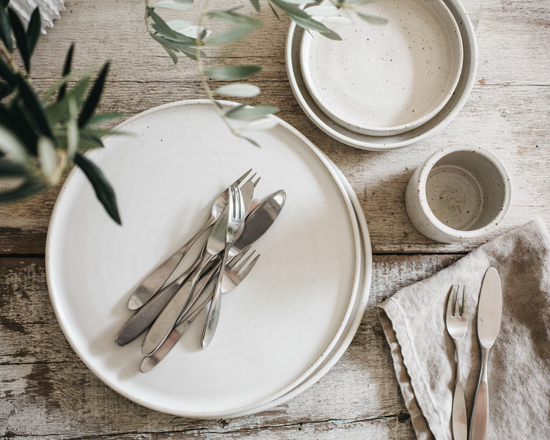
[0,2,122,224]
[145,0,387,146]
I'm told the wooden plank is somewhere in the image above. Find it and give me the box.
[0,254,460,438]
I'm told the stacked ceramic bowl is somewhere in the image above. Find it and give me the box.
[286,0,478,150]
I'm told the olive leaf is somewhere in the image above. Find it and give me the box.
[205,65,262,80]
[249,0,260,12]
[74,152,121,225]
[357,12,389,25]
[79,62,110,127]
[225,104,278,121]
[214,84,260,98]
[0,5,13,53]
[58,43,74,101]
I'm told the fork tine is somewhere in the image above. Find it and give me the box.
[253,176,261,187]
[461,286,467,316]
[453,285,460,316]
[233,169,252,187]
[238,254,260,278]
[446,285,455,320]
[234,249,256,273]
[226,245,251,270]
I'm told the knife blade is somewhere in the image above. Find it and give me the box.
[115,189,286,346]
[469,267,503,440]
[127,179,256,311]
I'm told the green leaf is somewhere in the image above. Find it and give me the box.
[270,0,340,38]
[166,19,193,32]
[179,45,205,61]
[16,74,54,138]
[58,43,74,102]
[150,33,179,63]
[268,2,281,20]
[214,83,260,98]
[78,62,109,127]
[0,56,16,85]
[151,0,193,11]
[207,10,263,29]
[357,12,388,25]
[0,124,30,163]
[236,133,260,147]
[205,65,261,81]
[0,81,13,99]
[0,157,27,175]
[0,0,10,9]
[239,117,278,131]
[225,104,278,121]
[76,134,104,151]
[46,76,91,125]
[319,27,342,41]
[74,151,121,225]
[0,179,48,203]
[66,96,78,159]
[148,7,197,44]
[37,136,57,177]
[26,7,41,60]
[0,5,12,52]
[8,8,30,73]
[1,104,38,154]
[249,0,260,12]
[207,26,255,45]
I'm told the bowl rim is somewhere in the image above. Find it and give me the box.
[299,0,464,136]
[416,146,512,240]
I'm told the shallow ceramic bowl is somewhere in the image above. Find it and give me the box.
[405,146,512,243]
[300,0,463,136]
[286,0,478,150]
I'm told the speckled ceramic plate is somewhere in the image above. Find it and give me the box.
[300,0,463,136]
[46,100,370,418]
[286,0,478,150]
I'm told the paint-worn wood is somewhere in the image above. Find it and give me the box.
[0,0,548,437]
[0,254,460,438]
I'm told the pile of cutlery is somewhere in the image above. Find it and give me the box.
[446,267,503,440]
[115,170,286,372]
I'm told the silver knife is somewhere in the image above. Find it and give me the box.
[115,189,286,346]
[469,267,503,440]
[127,179,256,310]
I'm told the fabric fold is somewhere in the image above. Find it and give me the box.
[378,219,550,440]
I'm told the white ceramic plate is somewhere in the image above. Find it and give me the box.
[46,100,367,418]
[226,158,372,418]
[300,0,463,136]
[286,0,478,150]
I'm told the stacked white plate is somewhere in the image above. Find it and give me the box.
[287,0,478,150]
[46,100,372,418]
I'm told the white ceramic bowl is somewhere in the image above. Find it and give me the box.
[286,0,478,150]
[405,146,512,243]
[300,0,463,136]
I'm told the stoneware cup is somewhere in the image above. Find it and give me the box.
[405,146,512,243]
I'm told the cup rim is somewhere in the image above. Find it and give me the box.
[416,146,512,240]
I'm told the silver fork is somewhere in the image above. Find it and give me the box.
[141,185,246,356]
[127,169,259,310]
[446,285,468,440]
[201,184,246,349]
[140,247,260,373]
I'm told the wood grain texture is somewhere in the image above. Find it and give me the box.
[0,0,548,438]
[0,254,460,438]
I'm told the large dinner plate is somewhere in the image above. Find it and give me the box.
[46,100,367,418]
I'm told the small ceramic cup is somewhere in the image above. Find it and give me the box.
[405,146,512,243]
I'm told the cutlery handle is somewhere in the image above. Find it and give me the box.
[470,347,490,440]
[127,220,213,310]
[115,255,203,346]
[452,381,468,440]
[201,247,229,349]
[141,251,212,356]
[140,288,215,373]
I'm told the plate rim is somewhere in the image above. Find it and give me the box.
[45,99,368,418]
[285,0,478,150]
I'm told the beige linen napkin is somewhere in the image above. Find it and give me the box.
[378,219,550,440]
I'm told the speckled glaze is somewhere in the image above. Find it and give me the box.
[405,146,512,243]
[300,0,463,136]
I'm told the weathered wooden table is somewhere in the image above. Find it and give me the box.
[1,0,548,438]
